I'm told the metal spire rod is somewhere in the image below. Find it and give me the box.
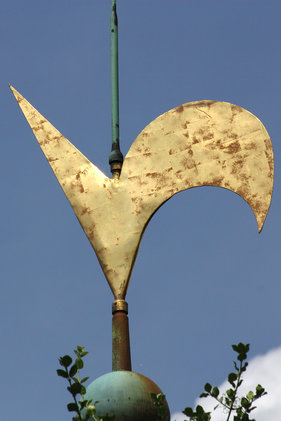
[109,1,131,371]
[109,0,123,177]
[112,300,132,371]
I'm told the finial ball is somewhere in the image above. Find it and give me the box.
[84,371,170,421]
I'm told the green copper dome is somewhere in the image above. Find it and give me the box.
[84,371,170,421]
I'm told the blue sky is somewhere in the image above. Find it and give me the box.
[1,1,281,420]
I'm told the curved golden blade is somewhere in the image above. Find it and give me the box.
[11,87,274,299]
[122,100,274,232]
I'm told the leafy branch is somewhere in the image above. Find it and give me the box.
[183,343,267,421]
[151,392,170,421]
[57,346,114,421]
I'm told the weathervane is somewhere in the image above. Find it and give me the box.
[10,1,274,420]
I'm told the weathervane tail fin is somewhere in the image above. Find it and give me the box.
[10,86,113,276]
[10,84,107,197]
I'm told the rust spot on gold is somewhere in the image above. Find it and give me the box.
[176,104,184,113]
[180,156,196,170]
[231,159,244,175]
[203,132,213,141]
[208,176,224,186]
[81,207,91,215]
[146,172,159,179]
[225,140,241,154]
[48,157,59,163]
[231,104,243,113]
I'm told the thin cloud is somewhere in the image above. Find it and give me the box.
[171,345,281,421]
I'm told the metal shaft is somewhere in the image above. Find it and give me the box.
[112,300,132,371]
[109,0,123,176]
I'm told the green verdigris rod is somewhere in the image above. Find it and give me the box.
[109,0,123,176]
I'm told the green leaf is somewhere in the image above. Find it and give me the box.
[69,364,78,377]
[204,383,212,393]
[241,397,250,409]
[182,407,194,417]
[233,343,249,354]
[247,390,254,400]
[81,376,90,383]
[256,384,266,397]
[79,383,87,395]
[211,386,219,398]
[79,400,88,409]
[75,358,84,369]
[249,405,257,412]
[228,372,237,386]
[225,397,231,406]
[67,402,79,412]
[77,346,84,353]
[56,369,68,378]
[80,385,86,395]
[196,405,204,414]
[200,393,209,398]
[238,352,247,362]
[67,383,82,396]
[59,355,73,368]
[226,388,235,399]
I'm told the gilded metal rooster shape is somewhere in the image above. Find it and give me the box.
[10,86,274,300]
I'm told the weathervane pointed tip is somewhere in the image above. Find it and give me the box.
[9,85,25,108]
[257,219,266,234]
[9,84,18,96]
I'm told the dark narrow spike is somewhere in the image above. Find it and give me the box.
[109,0,123,177]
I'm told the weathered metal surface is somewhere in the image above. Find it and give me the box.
[109,0,123,172]
[10,86,274,299]
[112,299,131,371]
[112,299,128,314]
[112,309,132,371]
[84,371,170,421]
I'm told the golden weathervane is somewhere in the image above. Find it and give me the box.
[10,2,274,420]
[10,86,273,300]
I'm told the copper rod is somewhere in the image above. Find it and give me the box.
[112,300,132,371]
